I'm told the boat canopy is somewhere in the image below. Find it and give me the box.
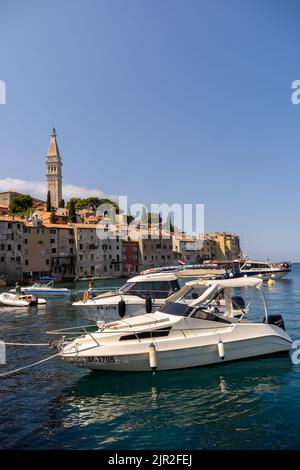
[39,276,55,281]
[186,277,263,289]
[127,272,178,283]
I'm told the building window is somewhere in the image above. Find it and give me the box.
[17,223,20,229]
[8,223,11,229]
[38,241,43,245]
[7,245,11,251]
[51,248,56,254]
[79,244,83,250]
[25,260,28,265]
[51,239,55,244]
[24,239,28,244]
[46,259,49,265]
[18,245,21,251]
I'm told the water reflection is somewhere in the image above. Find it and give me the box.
[40,358,293,449]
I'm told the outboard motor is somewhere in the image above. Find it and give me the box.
[232,296,245,310]
[29,296,38,306]
[263,314,285,330]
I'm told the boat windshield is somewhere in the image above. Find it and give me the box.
[119,280,180,299]
[158,302,231,323]
[158,302,194,317]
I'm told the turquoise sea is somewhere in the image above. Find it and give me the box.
[1,267,300,450]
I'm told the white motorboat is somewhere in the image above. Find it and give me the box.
[72,272,181,322]
[0,292,47,307]
[238,259,291,280]
[60,277,292,372]
[10,279,71,297]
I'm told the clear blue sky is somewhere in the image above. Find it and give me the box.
[0,0,299,260]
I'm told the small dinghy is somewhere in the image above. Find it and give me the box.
[0,292,47,307]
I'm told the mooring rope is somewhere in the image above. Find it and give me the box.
[0,351,61,378]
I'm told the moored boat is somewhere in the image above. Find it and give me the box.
[72,272,181,322]
[60,277,292,372]
[0,292,47,307]
[10,278,71,297]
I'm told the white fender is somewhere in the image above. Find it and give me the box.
[217,340,225,360]
[149,342,157,372]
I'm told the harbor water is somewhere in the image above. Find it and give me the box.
[1,268,300,450]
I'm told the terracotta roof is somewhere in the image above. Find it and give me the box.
[43,223,72,229]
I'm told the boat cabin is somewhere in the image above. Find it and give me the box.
[119,273,180,299]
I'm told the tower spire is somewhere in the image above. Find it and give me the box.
[46,127,63,209]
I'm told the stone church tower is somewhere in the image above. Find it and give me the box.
[46,128,62,209]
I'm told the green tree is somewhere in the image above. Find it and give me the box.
[59,199,65,208]
[9,195,33,215]
[50,210,57,224]
[66,197,85,210]
[163,214,174,233]
[46,191,52,212]
[68,199,76,222]
[66,196,120,213]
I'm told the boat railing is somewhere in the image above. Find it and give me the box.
[71,288,178,302]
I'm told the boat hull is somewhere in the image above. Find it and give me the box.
[61,330,292,372]
[73,301,165,322]
[241,269,290,280]
[10,288,70,297]
[0,293,47,307]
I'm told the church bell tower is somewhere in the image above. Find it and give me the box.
[46,128,62,209]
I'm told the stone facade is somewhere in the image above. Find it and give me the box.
[44,223,76,281]
[22,219,51,280]
[0,219,24,281]
[207,232,241,261]
[138,230,178,271]
[73,224,122,278]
